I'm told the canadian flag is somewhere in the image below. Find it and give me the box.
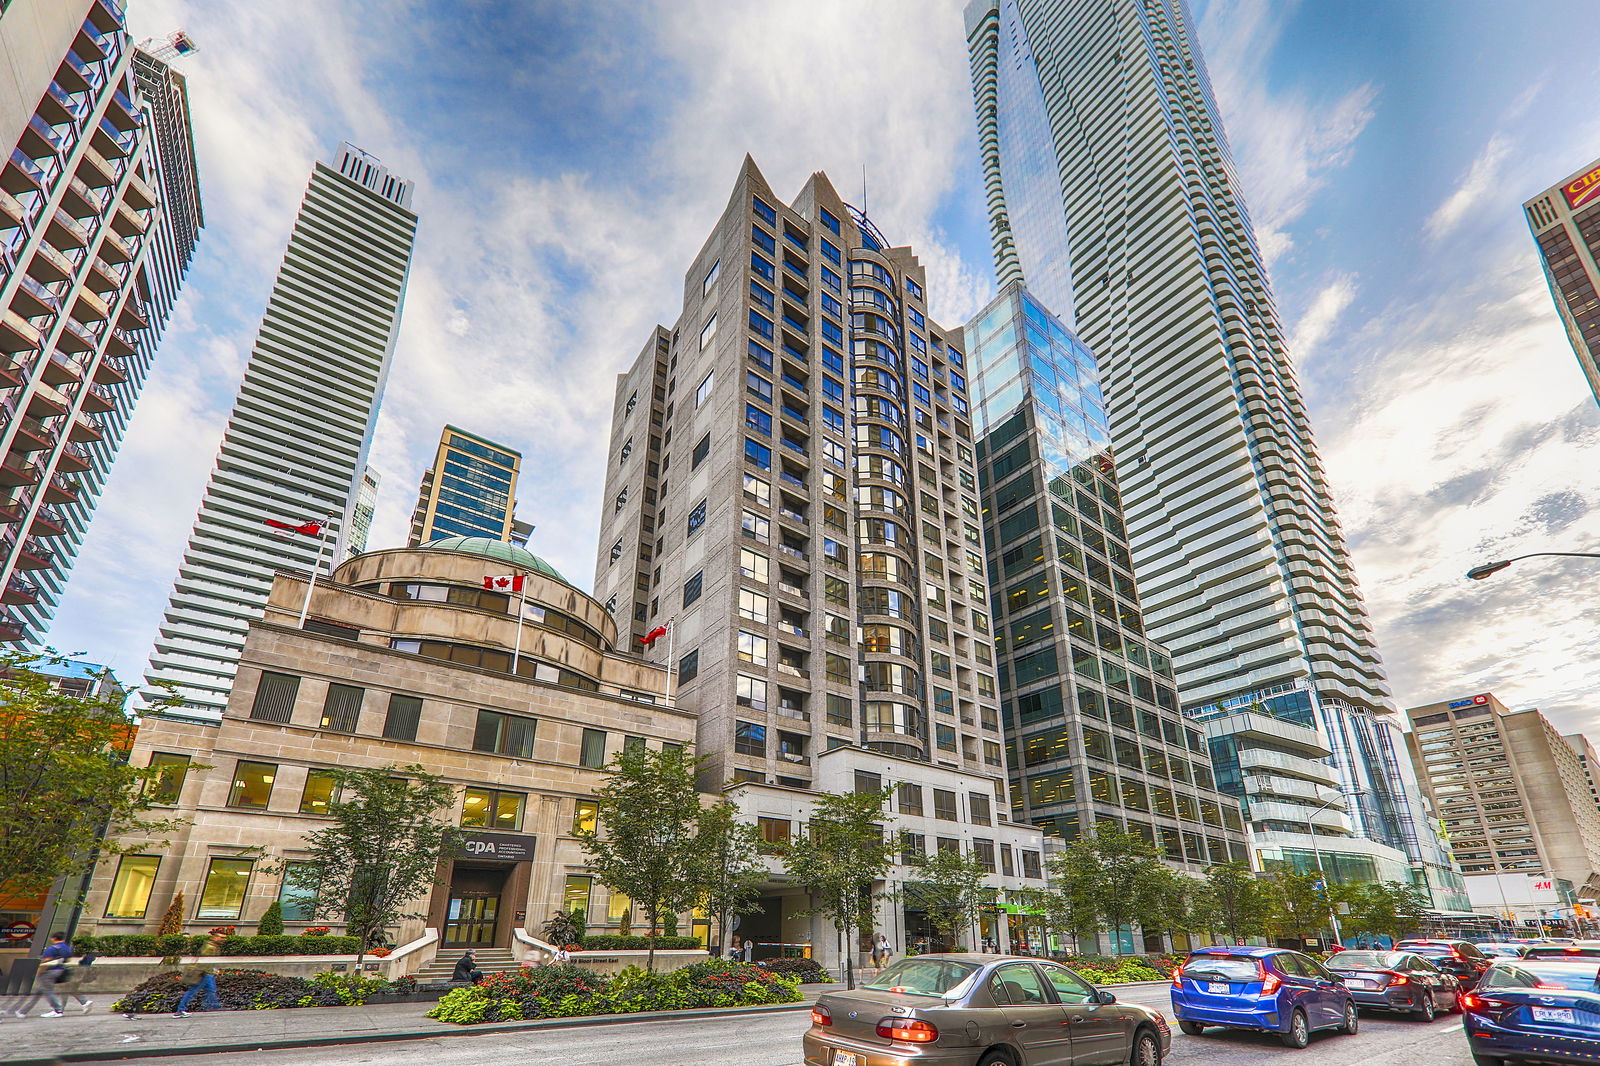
[483,574,525,592]
[265,518,324,537]
[640,624,668,648]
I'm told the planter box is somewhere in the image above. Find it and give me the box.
[78,954,405,994]
[566,949,709,975]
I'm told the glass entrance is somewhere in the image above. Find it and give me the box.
[444,894,499,946]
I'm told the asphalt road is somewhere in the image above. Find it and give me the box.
[106,983,1481,1066]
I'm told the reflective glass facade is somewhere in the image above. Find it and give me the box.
[408,425,521,545]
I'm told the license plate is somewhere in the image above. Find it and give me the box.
[1534,1007,1576,1024]
[833,1054,859,1066]
[1208,982,1231,993]
[1347,978,1374,988]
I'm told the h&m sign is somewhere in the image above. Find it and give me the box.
[458,832,536,863]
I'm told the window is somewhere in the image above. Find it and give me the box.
[319,683,363,733]
[819,207,840,234]
[104,855,160,918]
[735,720,767,756]
[826,653,850,684]
[970,793,992,825]
[702,258,720,296]
[821,238,841,264]
[753,196,777,225]
[687,499,708,536]
[821,265,842,293]
[855,770,883,794]
[683,570,704,607]
[738,588,768,623]
[692,434,710,467]
[973,838,996,872]
[196,858,254,920]
[382,694,422,741]
[990,962,1048,1005]
[614,488,628,511]
[746,404,772,436]
[699,314,718,351]
[898,783,923,815]
[750,252,774,282]
[749,309,773,339]
[277,861,318,921]
[738,630,769,666]
[1041,965,1095,1004]
[580,728,607,768]
[625,391,637,415]
[758,817,791,851]
[299,770,339,815]
[745,438,772,468]
[463,786,525,831]
[936,723,957,752]
[932,789,958,820]
[827,693,852,725]
[740,548,769,582]
[610,539,624,564]
[250,671,299,723]
[736,675,768,712]
[1021,851,1042,879]
[228,761,277,809]
[147,753,190,804]
[678,650,699,683]
[473,710,537,758]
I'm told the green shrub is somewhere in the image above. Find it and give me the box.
[257,901,285,937]
[75,933,360,958]
[759,956,830,982]
[308,971,393,1005]
[578,934,701,950]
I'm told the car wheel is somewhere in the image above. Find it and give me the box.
[1178,1021,1206,1036]
[1415,991,1436,1022]
[1130,1029,1161,1066]
[977,1051,1017,1066]
[1340,1000,1359,1034]
[1281,1009,1310,1049]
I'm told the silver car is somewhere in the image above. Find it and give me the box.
[803,953,1170,1066]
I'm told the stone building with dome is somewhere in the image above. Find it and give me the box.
[78,537,698,958]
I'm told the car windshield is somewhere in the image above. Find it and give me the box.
[1482,963,1600,991]
[863,958,982,997]
[1402,943,1455,956]
[1183,955,1261,981]
[1479,945,1523,956]
[1328,951,1401,971]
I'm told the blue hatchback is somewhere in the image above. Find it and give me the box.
[1171,946,1359,1049]
[1463,957,1600,1065]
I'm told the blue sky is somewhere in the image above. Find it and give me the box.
[50,0,1600,733]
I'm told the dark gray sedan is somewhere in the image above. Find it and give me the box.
[802,954,1170,1066]
[1323,950,1458,1020]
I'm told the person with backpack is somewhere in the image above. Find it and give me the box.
[173,930,227,1017]
[13,933,90,1018]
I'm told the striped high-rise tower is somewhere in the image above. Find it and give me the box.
[964,0,1461,900]
[145,144,416,717]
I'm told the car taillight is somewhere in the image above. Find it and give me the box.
[1260,968,1282,995]
[1384,972,1408,986]
[876,1018,939,1043]
[1460,993,1515,1019]
[811,1004,832,1027]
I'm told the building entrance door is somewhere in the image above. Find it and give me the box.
[443,866,507,947]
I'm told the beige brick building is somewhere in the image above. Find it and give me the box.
[80,538,695,953]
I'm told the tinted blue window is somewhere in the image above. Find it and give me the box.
[821,239,841,265]
[908,333,927,353]
[821,320,844,345]
[748,339,773,369]
[822,347,844,374]
[950,371,966,392]
[912,357,929,380]
[822,376,844,403]
[751,253,775,281]
[822,406,845,432]
[949,346,964,368]
[753,197,777,225]
[752,225,775,254]
[820,207,841,235]
[913,382,931,405]
[821,267,842,293]
[749,310,773,339]
[745,439,772,468]
[909,308,925,328]
[821,293,842,319]
[746,405,772,435]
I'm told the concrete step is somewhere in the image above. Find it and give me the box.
[416,949,519,979]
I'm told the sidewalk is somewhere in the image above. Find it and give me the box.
[0,986,842,1064]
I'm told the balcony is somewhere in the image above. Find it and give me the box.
[0,186,28,229]
[75,145,115,189]
[67,411,103,442]
[93,356,127,386]
[777,543,808,563]
[97,226,133,264]
[64,176,107,217]
[111,199,146,238]
[0,610,23,642]
[26,385,67,418]
[79,382,114,413]
[11,538,53,570]
[105,327,135,359]
[72,287,109,322]
[56,317,96,354]
[40,349,83,386]
[18,116,65,161]
[0,310,42,354]
[2,576,39,606]
[55,442,91,473]
[117,297,148,330]
[55,50,102,96]
[73,24,109,62]
[43,474,78,504]
[123,169,156,211]
[0,454,42,487]
[0,359,23,391]
[39,83,90,130]
[776,661,809,680]
[12,276,61,319]
[777,621,809,639]
[30,505,66,537]
[86,255,121,293]
[46,209,89,250]
[1238,747,1340,785]
[91,120,134,162]
[3,150,48,196]
[25,241,74,285]
[104,89,140,132]
[11,415,55,452]
[775,580,809,602]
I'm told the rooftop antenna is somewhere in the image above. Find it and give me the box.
[862,164,868,216]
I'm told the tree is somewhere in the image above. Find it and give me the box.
[689,800,766,958]
[257,900,285,936]
[909,849,995,950]
[157,892,185,936]
[1048,826,1172,953]
[783,788,894,989]
[1339,881,1428,946]
[1194,862,1274,944]
[281,764,460,968]
[0,652,186,897]
[575,744,704,972]
[1270,870,1332,943]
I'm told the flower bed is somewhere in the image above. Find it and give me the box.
[1063,953,1180,984]
[113,970,415,1014]
[758,956,831,983]
[428,960,802,1025]
[75,933,363,957]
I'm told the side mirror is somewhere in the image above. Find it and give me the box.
[1095,989,1116,1004]
[1329,974,1346,985]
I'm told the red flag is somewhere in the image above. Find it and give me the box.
[265,518,324,537]
[483,574,525,592]
[640,624,668,647]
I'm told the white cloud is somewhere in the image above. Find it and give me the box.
[1291,272,1358,362]
[1425,135,1513,242]
[1198,0,1377,266]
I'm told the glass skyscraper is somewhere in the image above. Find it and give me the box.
[964,0,1459,899]
[407,425,522,545]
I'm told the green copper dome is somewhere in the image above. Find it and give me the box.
[422,536,565,582]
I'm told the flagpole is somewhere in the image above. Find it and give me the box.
[663,619,675,707]
[296,515,335,629]
[511,571,528,675]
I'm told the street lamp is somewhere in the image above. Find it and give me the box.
[1466,551,1600,581]
[1303,796,1346,948]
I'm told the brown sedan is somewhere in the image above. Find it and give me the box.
[803,953,1170,1066]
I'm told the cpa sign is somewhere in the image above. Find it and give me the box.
[457,832,536,864]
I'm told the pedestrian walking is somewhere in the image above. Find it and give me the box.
[741,939,754,963]
[873,934,892,970]
[173,930,227,1017]
[552,945,572,965]
[14,933,89,1018]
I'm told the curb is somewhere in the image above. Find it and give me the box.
[6,999,813,1064]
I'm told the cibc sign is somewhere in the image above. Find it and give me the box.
[458,832,536,864]
[1447,694,1490,709]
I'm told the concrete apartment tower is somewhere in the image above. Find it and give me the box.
[145,144,416,717]
[1408,694,1600,924]
[966,282,1248,872]
[407,425,523,545]
[1524,157,1600,407]
[963,0,1457,899]
[594,158,1007,796]
[0,2,202,642]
